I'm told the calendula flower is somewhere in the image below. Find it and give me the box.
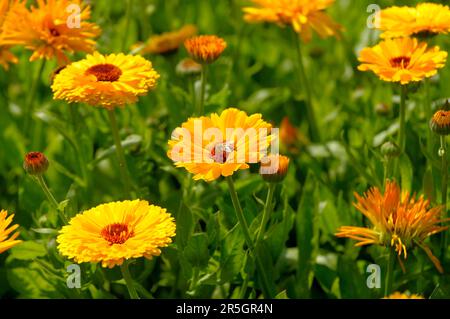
[0,210,22,254]
[168,108,273,182]
[0,0,100,63]
[358,37,447,85]
[336,180,448,273]
[260,154,290,183]
[243,0,341,42]
[379,3,450,39]
[132,24,197,55]
[384,292,424,299]
[57,200,176,268]
[0,0,18,70]
[51,52,160,109]
[184,35,227,64]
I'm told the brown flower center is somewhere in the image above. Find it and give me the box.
[50,28,60,37]
[210,142,234,163]
[390,56,411,69]
[101,223,134,245]
[85,64,122,82]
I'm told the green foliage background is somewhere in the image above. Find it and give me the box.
[1,0,450,299]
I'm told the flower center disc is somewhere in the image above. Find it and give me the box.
[210,142,234,163]
[85,64,122,82]
[390,56,411,69]
[101,223,133,245]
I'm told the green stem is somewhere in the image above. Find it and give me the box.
[120,260,140,299]
[424,79,434,154]
[440,136,448,259]
[107,109,132,198]
[197,64,207,115]
[69,104,88,187]
[294,33,320,143]
[384,248,395,297]
[255,183,276,244]
[398,85,408,154]
[23,59,46,136]
[121,0,133,52]
[36,175,68,224]
[225,176,275,298]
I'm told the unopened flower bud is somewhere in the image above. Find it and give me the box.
[381,141,401,159]
[23,152,49,176]
[259,154,290,183]
[430,110,450,136]
[176,58,202,76]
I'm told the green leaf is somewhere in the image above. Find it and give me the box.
[176,202,194,250]
[8,241,47,261]
[296,173,319,298]
[183,233,209,269]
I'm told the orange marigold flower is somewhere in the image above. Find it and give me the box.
[384,292,424,299]
[379,3,450,39]
[0,0,101,64]
[0,209,22,254]
[184,35,227,64]
[358,37,447,85]
[336,180,448,273]
[0,0,18,70]
[243,0,342,42]
[167,108,273,182]
[133,24,197,55]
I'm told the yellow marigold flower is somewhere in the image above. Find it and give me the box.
[0,0,101,63]
[243,0,341,42]
[167,108,273,182]
[358,37,447,85]
[0,0,18,70]
[0,210,22,254]
[336,180,448,273]
[57,200,176,268]
[379,3,450,39]
[133,24,197,55]
[51,52,160,109]
[184,35,226,64]
[384,292,424,299]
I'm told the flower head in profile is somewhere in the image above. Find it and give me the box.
[384,292,424,299]
[336,180,448,273]
[51,52,160,109]
[0,0,101,63]
[430,109,450,136]
[57,200,176,268]
[133,24,197,55]
[168,108,273,182]
[23,151,49,176]
[358,37,447,85]
[0,0,18,70]
[379,3,450,39]
[176,58,202,76]
[184,35,226,64]
[260,154,290,183]
[0,210,22,254]
[243,0,342,42]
